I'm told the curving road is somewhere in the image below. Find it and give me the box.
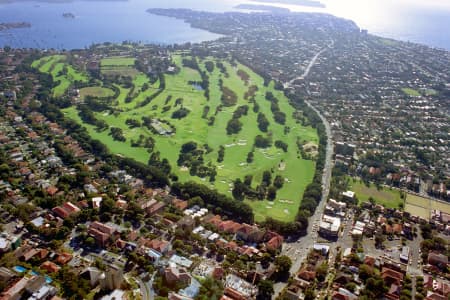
[274,42,334,299]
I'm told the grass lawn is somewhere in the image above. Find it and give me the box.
[401,88,421,97]
[404,193,450,220]
[349,179,404,209]
[42,53,318,222]
[100,57,136,67]
[100,56,138,78]
[79,87,115,99]
[62,106,151,163]
[101,66,140,77]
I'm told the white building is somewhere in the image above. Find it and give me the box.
[319,215,341,237]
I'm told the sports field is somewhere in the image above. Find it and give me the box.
[349,179,404,209]
[100,56,138,77]
[34,53,319,222]
[404,193,450,220]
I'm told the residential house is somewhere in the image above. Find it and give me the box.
[165,265,191,286]
[40,261,60,273]
[236,224,265,243]
[52,202,80,219]
[0,276,30,300]
[177,216,195,231]
[88,221,116,247]
[218,221,242,234]
[428,252,449,269]
[265,232,284,251]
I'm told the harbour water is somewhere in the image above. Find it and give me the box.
[0,0,449,50]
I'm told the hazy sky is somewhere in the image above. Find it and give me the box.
[323,0,450,11]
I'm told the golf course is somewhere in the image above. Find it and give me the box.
[33,53,319,222]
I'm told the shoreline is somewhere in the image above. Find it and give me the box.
[0,4,448,51]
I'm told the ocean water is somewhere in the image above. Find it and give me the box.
[0,0,227,49]
[0,0,449,50]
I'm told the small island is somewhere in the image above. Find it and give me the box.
[0,22,31,31]
[62,12,75,19]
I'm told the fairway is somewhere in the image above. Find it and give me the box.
[32,54,88,97]
[34,52,319,222]
[349,179,404,209]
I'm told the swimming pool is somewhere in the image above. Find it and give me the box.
[13,266,26,273]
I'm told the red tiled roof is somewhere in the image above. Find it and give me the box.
[332,292,349,300]
[172,199,188,211]
[52,207,69,219]
[62,202,80,213]
[392,224,403,233]
[205,215,222,227]
[267,235,284,250]
[56,253,73,265]
[148,239,169,253]
[219,221,242,233]
[224,287,247,300]
[298,270,316,281]
[90,221,115,235]
[40,261,60,273]
[46,186,59,196]
[381,267,404,286]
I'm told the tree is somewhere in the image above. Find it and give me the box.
[171,107,190,119]
[217,146,225,162]
[232,178,246,201]
[226,117,243,135]
[316,262,328,282]
[257,112,270,132]
[275,140,288,152]
[254,135,271,148]
[196,277,223,300]
[85,236,96,248]
[262,171,272,186]
[361,276,387,299]
[267,186,277,200]
[273,175,284,189]
[257,280,274,300]
[274,255,292,277]
[204,61,215,73]
[247,151,254,163]
[345,282,357,293]
[304,288,315,300]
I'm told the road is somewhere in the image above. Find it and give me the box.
[137,274,154,300]
[285,40,334,87]
[273,62,334,297]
